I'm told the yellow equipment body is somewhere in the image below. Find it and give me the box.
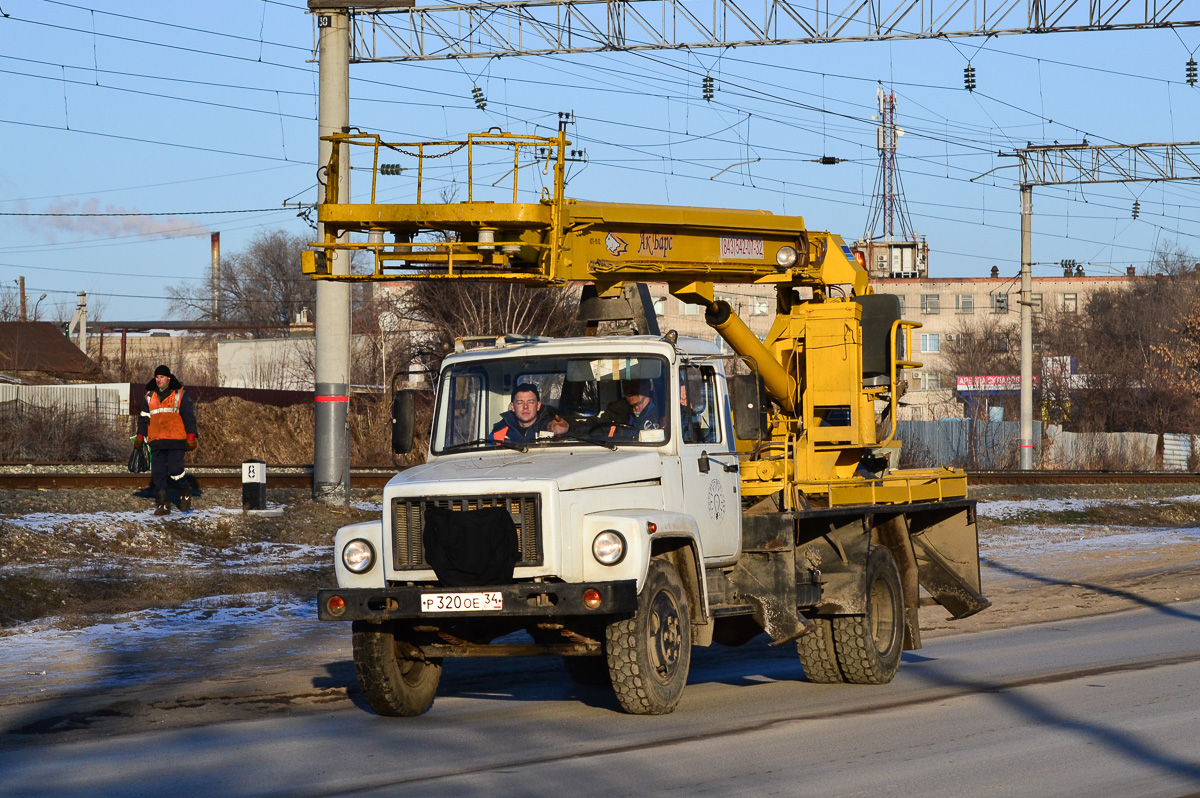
[305,128,960,510]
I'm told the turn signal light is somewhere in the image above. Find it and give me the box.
[647,522,657,533]
[582,589,602,609]
[327,595,346,616]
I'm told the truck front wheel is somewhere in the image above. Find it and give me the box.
[605,558,692,714]
[831,546,904,684]
[352,621,443,716]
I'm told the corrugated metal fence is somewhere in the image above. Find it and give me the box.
[898,420,1199,471]
[897,419,1039,470]
[0,383,131,423]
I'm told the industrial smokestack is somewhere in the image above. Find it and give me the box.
[211,232,221,322]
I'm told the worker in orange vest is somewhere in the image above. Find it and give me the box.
[135,364,198,516]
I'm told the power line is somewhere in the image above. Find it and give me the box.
[0,208,281,217]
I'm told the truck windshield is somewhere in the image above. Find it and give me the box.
[432,354,672,454]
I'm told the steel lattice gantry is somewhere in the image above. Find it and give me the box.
[1016,141,1200,187]
[327,0,1200,61]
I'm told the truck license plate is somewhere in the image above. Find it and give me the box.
[420,591,503,613]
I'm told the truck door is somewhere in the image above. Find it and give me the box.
[678,363,740,561]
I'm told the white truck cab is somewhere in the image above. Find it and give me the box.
[321,334,747,715]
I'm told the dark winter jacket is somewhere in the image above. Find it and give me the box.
[489,410,547,445]
[595,398,664,440]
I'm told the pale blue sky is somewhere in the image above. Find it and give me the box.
[3,0,1200,320]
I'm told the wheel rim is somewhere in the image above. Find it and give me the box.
[647,588,682,683]
[868,575,899,656]
[399,657,429,686]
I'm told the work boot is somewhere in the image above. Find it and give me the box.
[154,490,170,517]
[179,481,192,513]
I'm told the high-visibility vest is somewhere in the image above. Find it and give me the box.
[147,388,187,442]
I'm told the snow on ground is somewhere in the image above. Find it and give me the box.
[0,594,346,707]
[2,496,1199,706]
[977,494,1200,520]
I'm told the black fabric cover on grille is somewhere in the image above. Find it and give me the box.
[422,505,519,587]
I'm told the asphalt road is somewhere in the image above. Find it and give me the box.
[3,599,1200,798]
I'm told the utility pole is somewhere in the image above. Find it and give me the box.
[1019,185,1033,470]
[1008,140,1200,470]
[69,291,88,353]
[312,5,352,505]
[18,275,25,322]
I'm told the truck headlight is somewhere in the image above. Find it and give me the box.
[776,245,798,269]
[341,539,376,574]
[592,530,626,565]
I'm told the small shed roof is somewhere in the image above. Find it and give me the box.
[0,322,101,381]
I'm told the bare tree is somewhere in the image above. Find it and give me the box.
[934,313,1021,467]
[0,283,20,321]
[400,281,580,373]
[1038,241,1200,439]
[167,229,318,332]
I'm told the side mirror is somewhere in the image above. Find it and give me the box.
[729,374,767,441]
[391,389,417,455]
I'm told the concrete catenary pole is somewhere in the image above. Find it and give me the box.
[313,9,352,504]
[1019,184,1034,470]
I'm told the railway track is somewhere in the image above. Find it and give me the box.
[0,467,1197,490]
[0,467,400,491]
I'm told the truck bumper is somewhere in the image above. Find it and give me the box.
[317,580,638,622]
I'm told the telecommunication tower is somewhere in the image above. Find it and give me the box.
[856,89,929,279]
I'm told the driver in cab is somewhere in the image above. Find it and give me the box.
[491,383,569,445]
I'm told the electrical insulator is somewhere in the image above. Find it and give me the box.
[471,86,487,110]
[1132,200,1140,219]
[1188,59,1197,86]
[702,75,715,102]
[964,64,977,92]
[380,164,403,176]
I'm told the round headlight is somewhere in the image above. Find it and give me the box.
[592,530,626,566]
[776,245,798,269]
[342,539,376,574]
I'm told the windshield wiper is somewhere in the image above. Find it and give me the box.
[549,432,618,451]
[441,438,528,455]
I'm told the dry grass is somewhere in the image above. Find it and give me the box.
[0,405,128,462]
[0,391,432,468]
[191,392,432,467]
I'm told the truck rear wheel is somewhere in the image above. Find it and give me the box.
[352,621,442,716]
[796,617,844,684]
[605,558,692,715]
[831,546,904,684]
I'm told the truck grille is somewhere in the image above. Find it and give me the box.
[390,494,543,571]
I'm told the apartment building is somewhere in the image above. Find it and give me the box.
[875,271,1135,419]
[648,270,1136,420]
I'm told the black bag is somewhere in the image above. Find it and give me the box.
[128,445,149,473]
[422,506,519,587]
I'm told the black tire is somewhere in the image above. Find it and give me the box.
[562,655,612,686]
[352,621,442,717]
[605,558,692,715]
[831,546,904,685]
[796,616,844,684]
